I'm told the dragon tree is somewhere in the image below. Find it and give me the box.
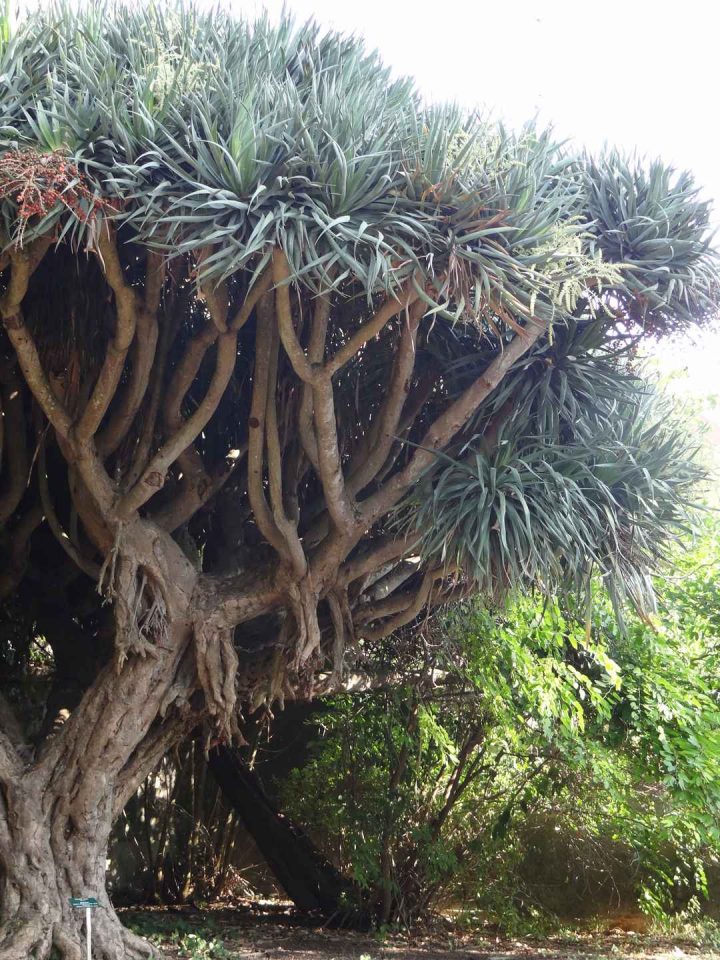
[0,4,716,957]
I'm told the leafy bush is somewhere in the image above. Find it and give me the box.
[280,520,720,929]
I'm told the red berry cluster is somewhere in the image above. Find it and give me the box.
[0,148,119,244]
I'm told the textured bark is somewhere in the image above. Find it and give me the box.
[0,771,155,960]
[0,522,201,958]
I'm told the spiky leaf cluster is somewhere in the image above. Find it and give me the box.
[0,1,717,645]
[400,323,703,611]
[0,2,715,333]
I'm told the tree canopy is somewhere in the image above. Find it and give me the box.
[0,4,717,958]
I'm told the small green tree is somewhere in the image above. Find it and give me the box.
[281,525,720,926]
[0,3,716,956]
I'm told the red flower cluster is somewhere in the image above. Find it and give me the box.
[0,148,119,244]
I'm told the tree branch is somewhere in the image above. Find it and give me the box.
[0,370,29,525]
[0,692,26,768]
[272,249,317,384]
[152,447,246,533]
[339,536,415,587]
[149,266,273,527]
[117,329,239,517]
[247,292,294,561]
[37,434,101,580]
[298,289,333,471]
[75,226,139,444]
[98,251,165,457]
[265,317,307,577]
[0,239,72,438]
[0,502,44,599]
[361,325,545,527]
[311,374,357,530]
[325,281,420,376]
[347,299,424,496]
[359,566,457,641]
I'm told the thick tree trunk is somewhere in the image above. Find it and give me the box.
[0,536,199,960]
[0,773,154,959]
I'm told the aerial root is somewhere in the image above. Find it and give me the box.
[194,617,242,743]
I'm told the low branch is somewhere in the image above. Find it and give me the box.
[354,591,415,626]
[360,566,458,641]
[362,561,417,603]
[339,536,415,587]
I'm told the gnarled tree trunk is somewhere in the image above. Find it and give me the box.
[0,533,201,959]
[0,764,150,959]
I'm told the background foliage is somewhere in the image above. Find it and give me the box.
[279,518,720,930]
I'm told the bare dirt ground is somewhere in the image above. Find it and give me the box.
[120,901,720,960]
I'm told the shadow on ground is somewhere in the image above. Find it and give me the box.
[120,900,719,960]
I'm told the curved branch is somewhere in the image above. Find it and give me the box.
[361,325,546,528]
[339,535,415,587]
[0,240,72,438]
[0,370,28,525]
[247,293,293,561]
[298,288,332,470]
[265,319,307,577]
[75,226,139,444]
[311,374,357,531]
[152,265,274,528]
[325,282,419,377]
[98,251,165,457]
[273,249,317,383]
[359,566,458,641]
[117,329,239,518]
[152,447,246,533]
[0,502,44,599]
[37,436,100,580]
[347,299,424,496]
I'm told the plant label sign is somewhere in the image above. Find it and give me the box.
[69,897,99,959]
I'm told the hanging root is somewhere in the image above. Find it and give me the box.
[327,590,347,689]
[194,618,242,743]
[98,525,169,669]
